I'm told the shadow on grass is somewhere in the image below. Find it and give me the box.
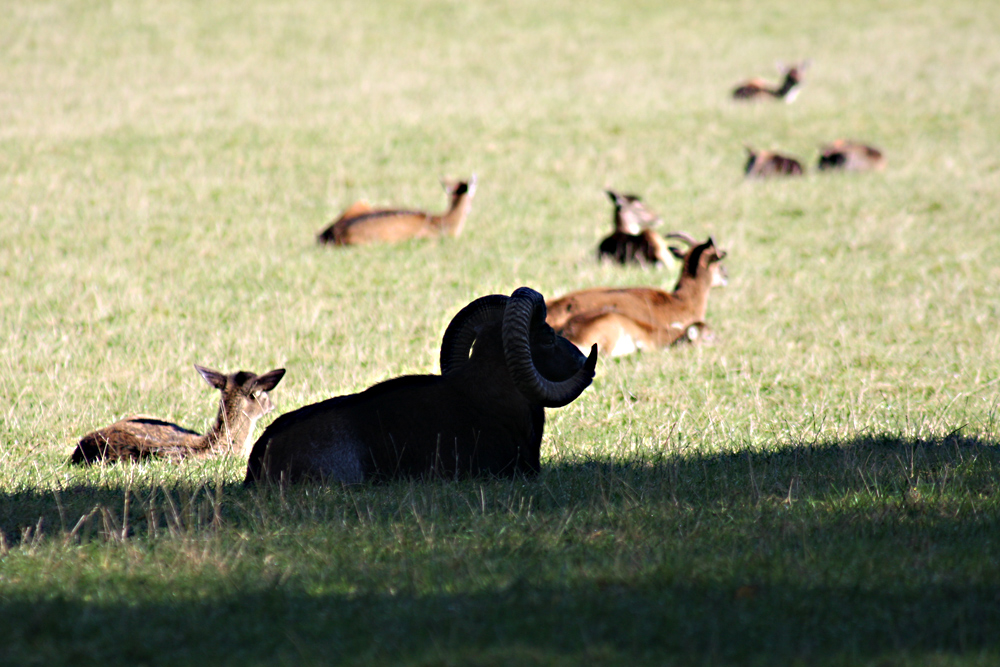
[2,572,999,665]
[2,430,998,546]
[2,432,999,664]
[545,427,1000,510]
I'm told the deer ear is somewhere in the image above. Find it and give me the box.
[606,190,628,207]
[254,368,286,392]
[669,246,686,260]
[195,365,228,390]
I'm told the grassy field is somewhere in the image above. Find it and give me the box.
[2,0,1000,664]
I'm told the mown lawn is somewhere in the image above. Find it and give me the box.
[2,0,999,664]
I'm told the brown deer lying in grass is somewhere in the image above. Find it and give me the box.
[732,61,809,103]
[317,176,477,246]
[71,365,285,465]
[244,288,596,485]
[744,147,804,178]
[817,140,886,172]
[597,190,670,267]
[547,234,727,357]
[557,314,715,356]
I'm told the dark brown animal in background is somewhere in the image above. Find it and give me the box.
[71,365,286,465]
[732,61,809,103]
[244,288,597,485]
[817,140,886,172]
[597,190,669,267]
[547,234,728,357]
[317,176,477,246]
[744,147,805,178]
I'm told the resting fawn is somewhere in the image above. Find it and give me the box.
[71,365,285,464]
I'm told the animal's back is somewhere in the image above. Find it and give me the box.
[559,311,668,356]
[732,79,769,99]
[597,232,664,266]
[316,201,374,243]
[246,393,368,485]
[245,372,537,484]
[546,287,624,329]
[547,287,672,331]
[818,142,886,172]
[746,152,804,178]
[72,417,201,464]
[351,374,535,480]
[332,210,434,245]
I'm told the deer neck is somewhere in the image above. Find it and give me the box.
[774,74,798,98]
[433,193,472,236]
[670,272,713,321]
[201,401,256,456]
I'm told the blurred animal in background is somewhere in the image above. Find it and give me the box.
[597,190,670,267]
[744,146,805,178]
[317,176,477,246]
[732,61,810,103]
[244,287,597,485]
[71,365,285,465]
[325,200,374,227]
[548,233,728,357]
[817,140,886,172]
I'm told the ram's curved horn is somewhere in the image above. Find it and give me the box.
[439,295,509,376]
[501,287,597,408]
[663,231,699,246]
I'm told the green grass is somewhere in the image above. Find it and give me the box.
[2,0,1000,664]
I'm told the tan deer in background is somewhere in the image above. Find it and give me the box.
[817,140,886,172]
[548,234,728,357]
[744,146,805,178]
[733,61,810,103]
[317,176,477,246]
